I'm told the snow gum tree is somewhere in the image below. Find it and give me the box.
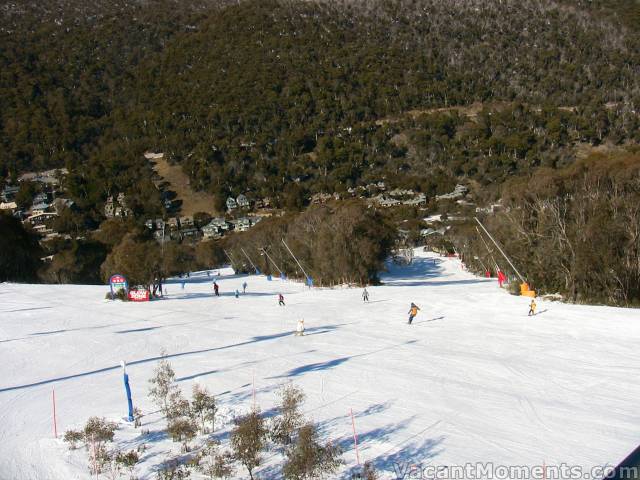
[231,408,268,480]
[148,355,180,415]
[270,384,306,447]
[282,422,342,480]
[191,384,217,434]
[197,441,234,480]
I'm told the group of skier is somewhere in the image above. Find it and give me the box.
[202,262,536,334]
[211,278,289,310]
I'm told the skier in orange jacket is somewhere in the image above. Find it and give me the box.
[408,303,420,324]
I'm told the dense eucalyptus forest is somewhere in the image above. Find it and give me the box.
[1,0,639,303]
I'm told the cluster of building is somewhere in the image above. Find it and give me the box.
[104,193,133,218]
[435,184,469,201]
[225,194,272,212]
[144,215,264,242]
[1,169,73,237]
[371,189,427,208]
[308,182,428,208]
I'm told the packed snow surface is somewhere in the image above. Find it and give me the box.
[1,250,639,479]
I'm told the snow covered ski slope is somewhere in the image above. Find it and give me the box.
[0,249,639,479]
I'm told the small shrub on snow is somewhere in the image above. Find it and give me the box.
[282,422,342,480]
[81,417,117,476]
[166,390,190,421]
[63,429,83,449]
[197,441,234,480]
[103,450,123,480]
[156,459,192,480]
[117,450,139,480]
[167,417,197,452]
[362,462,379,480]
[107,288,129,301]
[231,408,268,480]
[88,443,110,476]
[191,384,217,434]
[270,384,306,447]
[83,416,117,448]
[133,407,143,428]
[148,355,180,415]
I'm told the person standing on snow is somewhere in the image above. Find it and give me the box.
[362,288,369,302]
[278,293,285,306]
[213,282,219,297]
[235,289,240,299]
[242,281,248,294]
[528,298,537,316]
[181,280,186,290]
[408,302,420,324]
[497,270,506,288]
[295,319,305,336]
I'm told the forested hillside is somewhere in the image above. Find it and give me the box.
[2,0,640,303]
[2,0,640,209]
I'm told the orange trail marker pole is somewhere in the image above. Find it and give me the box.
[350,408,360,466]
[252,371,256,409]
[52,387,58,439]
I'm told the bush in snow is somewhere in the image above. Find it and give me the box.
[149,355,180,415]
[63,429,83,449]
[166,390,190,421]
[103,290,127,301]
[103,450,124,480]
[103,451,141,480]
[80,417,117,476]
[167,417,197,452]
[282,422,342,480]
[83,416,117,449]
[270,384,306,447]
[88,443,111,476]
[117,450,140,480]
[133,407,143,428]
[191,384,217,434]
[156,459,192,480]
[196,440,234,480]
[361,462,379,480]
[231,408,268,480]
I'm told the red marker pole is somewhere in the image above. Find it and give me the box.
[350,408,360,466]
[252,371,256,410]
[52,387,58,439]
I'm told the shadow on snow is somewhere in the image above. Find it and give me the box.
[0,326,340,393]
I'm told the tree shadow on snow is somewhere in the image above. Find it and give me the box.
[352,436,446,479]
[381,256,491,288]
[0,326,340,392]
[115,326,161,334]
[382,256,445,282]
[385,278,492,287]
[267,340,419,380]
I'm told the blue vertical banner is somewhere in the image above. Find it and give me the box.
[121,361,134,422]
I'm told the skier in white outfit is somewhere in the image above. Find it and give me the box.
[295,319,305,336]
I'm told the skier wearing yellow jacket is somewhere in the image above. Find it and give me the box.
[408,303,421,325]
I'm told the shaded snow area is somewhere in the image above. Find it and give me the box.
[1,250,639,479]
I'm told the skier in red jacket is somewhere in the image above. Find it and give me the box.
[497,270,506,288]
